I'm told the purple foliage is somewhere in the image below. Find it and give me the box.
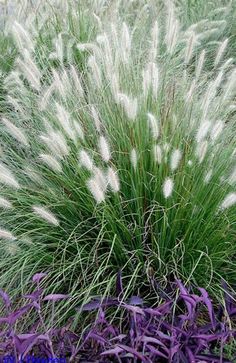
[0,274,235,362]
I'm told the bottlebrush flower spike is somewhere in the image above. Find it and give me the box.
[0,228,16,241]
[32,206,60,226]
[147,113,159,140]
[39,154,62,173]
[107,167,120,192]
[2,118,29,147]
[130,149,138,169]
[153,145,162,164]
[87,177,105,204]
[79,150,94,171]
[170,149,182,172]
[214,38,228,67]
[98,136,111,162]
[163,178,174,198]
[0,197,13,209]
[220,193,236,210]
[0,163,20,189]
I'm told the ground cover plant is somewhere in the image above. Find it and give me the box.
[0,0,236,342]
[0,272,236,362]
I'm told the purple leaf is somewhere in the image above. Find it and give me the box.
[100,346,124,356]
[32,273,47,283]
[0,289,11,308]
[198,287,216,330]
[43,294,70,301]
[128,296,143,305]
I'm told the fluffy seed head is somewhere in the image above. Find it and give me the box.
[91,106,102,132]
[130,149,138,169]
[32,206,60,226]
[153,145,162,164]
[0,228,16,241]
[55,102,75,140]
[210,120,224,141]
[196,141,208,164]
[147,113,159,140]
[204,169,213,184]
[87,177,105,204]
[88,55,102,88]
[170,149,182,172]
[214,38,228,67]
[118,93,138,121]
[220,193,236,210]
[107,167,120,192]
[195,49,206,80]
[163,177,174,198]
[2,117,29,146]
[0,197,13,209]
[196,121,211,143]
[39,154,62,173]
[0,163,20,189]
[98,136,111,162]
[79,150,94,171]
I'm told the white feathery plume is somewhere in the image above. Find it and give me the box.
[55,102,75,141]
[40,131,69,159]
[54,33,64,64]
[88,55,102,88]
[220,193,236,210]
[195,49,206,80]
[196,140,208,164]
[153,145,162,164]
[165,1,179,54]
[87,177,105,204]
[121,22,131,64]
[143,62,159,98]
[210,120,224,141]
[204,169,213,184]
[149,20,159,60]
[107,167,120,192]
[228,167,236,185]
[184,31,196,64]
[188,160,193,166]
[91,106,102,132]
[170,149,182,171]
[130,149,138,169]
[70,65,84,96]
[214,39,228,67]
[110,73,120,102]
[0,197,13,209]
[2,117,29,147]
[147,113,159,140]
[52,69,66,97]
[7,96,24,114]
[39,154,62,173]
[11,21,34,52]
[223,68,236,102]
[185,79,196,104]
[93,167,107,192]
[96,33,113,77]
[220,58,233,71]
[98,136,111,162]
[17,49,41,91]
[196,120,211,143]
[32,206,60,226]
[0,228,16,241]
[79,150,94,171]
[163,178,174,198]
[73,121,84,141]
[39,83,55,111]
[0,163,20,189]
[118,93,138,121]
